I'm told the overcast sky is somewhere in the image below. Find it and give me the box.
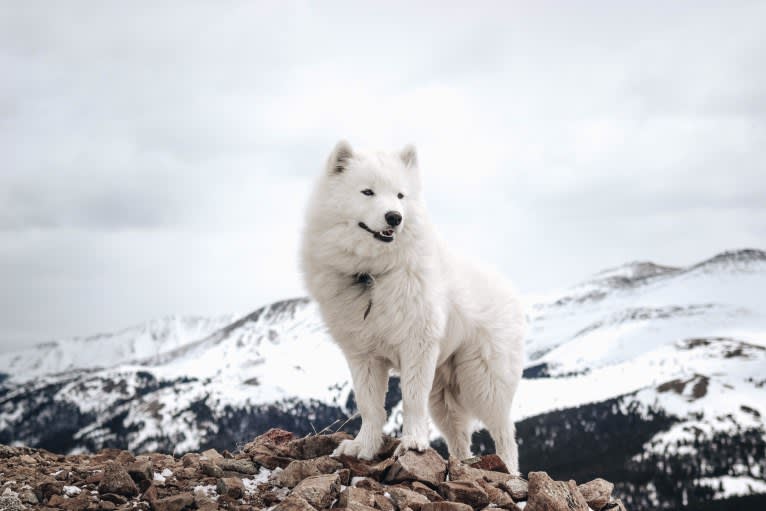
[1,1,764,351]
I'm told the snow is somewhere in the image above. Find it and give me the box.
[62,486,81,497]
[695,476,766,499]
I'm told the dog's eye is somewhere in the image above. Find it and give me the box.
[398,193,404,199]
[361,189,375,196]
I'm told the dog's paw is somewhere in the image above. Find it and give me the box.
[394,435,430,457]
[331,439,376,460]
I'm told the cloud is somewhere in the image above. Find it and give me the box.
[0,1,764,349]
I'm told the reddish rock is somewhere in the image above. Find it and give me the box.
[216,477,245,499]
[438,481,490,509]
[200,448,223,461]
[419,502,474,511]
[287,432,352,459]
[355,478,384,492]
[273,494,316,511]
[577,478,614,510]
[98,461,139,497]
[152,493,195,511]
[275,455,344,487]
[475,479,516,509]
[526,472,588,511]
[387,486,430,511]
[411,481,444,502]
[126,460,153,483]
[447,457,509,485]
[37,479,64,501]
[216,457,258,475]
[374,493,396,511]
[339,455,395,479]
[292,473,341,509]
[466,455,509,474]
[500,478,528,502]
[339,486,376,508]
[384,449,447,487]
[201,461,224,477]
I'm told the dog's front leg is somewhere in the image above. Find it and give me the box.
[333,356,389,460]
[396,343,439,456]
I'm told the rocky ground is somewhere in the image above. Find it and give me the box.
[0,429,627,511]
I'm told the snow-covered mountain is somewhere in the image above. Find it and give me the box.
[1,249,765,510]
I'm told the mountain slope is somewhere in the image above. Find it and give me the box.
[1,249,765,510]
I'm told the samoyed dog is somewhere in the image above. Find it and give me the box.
[301,141,525,473]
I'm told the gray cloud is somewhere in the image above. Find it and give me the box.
[0,1,764,350]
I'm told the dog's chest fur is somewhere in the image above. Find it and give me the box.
[314,264,445,362]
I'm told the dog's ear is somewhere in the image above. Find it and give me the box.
[400,144,418,168]
[328,140,354,174]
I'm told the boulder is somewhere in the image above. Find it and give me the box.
[98,461,139,498]
[125,460,153,483]
[526,472,588,511]
[500,478,528,502]
[291,473,342,509]
[216,477,245,499]
[215,457,258,475]
[152,493,195,511]
[447,457,509,485]
[287,432,352,459]
[273,494,317,511]
[476,479,516,509]
[339,486,376,508]
[438,481,490,509]
[274,456,344,488]
[466,455,509,474]
[384,449,447,487]
[419,502,474,511]
[577,478,614,510]
[386,486,430,511]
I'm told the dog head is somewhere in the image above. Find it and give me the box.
[308,140,423,252]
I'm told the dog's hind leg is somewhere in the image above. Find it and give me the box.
[429,361,473,460]
[457,343,522,474]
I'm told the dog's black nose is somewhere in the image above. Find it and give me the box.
[385,211,402,227]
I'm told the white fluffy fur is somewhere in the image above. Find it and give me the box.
[300,141,526,473]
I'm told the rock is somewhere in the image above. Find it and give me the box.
[577,479,614,510]
[99,501,116,510]
[100,493,128,504]
[291,473,341,509]
[275,456,344,488]
[447,457,508,485]
[420,503,474,511]
[152,493,195,511]
[181,453,199,467]
[126,460,153,483]
[500,478,528,502]
[339,455,395,479]
[475,479,516,509]
[411,481,443,502]
[201,461,224,477]
[47,494,68,507]
[287,432,352,459]
[273,494,316,511]
[339,486,376,508]
[438,481,490,509]
[374,493,396,511]
[215,458,258,475]
[355,478,384,492]
[387,486,430,511]
[466,455,509,474]
[141,484,159,504]
[19,454,36,464]
[243,428,296,468]
[19,489,39,505]
[216,477,245,499]
[384,449,447,487]
[37,479,64,501]
[98,461,139,497]
[0,493,25,511]
[200,448,223,461]
[526,472,588,511]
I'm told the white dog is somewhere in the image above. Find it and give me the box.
[300,141,525,473]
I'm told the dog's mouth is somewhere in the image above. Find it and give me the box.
[358,222,395,243]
